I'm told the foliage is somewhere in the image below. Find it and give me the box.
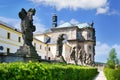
[106,48,119,69]
[0,62,98,80]
[104,67,120,80]
[104,48,120,80]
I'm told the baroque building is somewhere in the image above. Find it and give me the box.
[0,14,96,65]
[35,14,96,65]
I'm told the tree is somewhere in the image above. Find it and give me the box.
[106,48,119,69]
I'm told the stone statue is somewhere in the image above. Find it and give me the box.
[19,8,36,46]
[90,21,94,27]
[70,47,76,60]
[16,8,39,59]
[86,54,92,65]
[78,48,82,64]
[57,34,65,57]
[70,47,78,65]
[78,47,87,65]
[56,34,67,64]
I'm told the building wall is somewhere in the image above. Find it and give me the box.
[62,43,72,62]
[47,44,56,60]
[81,29,95,41]
[0,24,23,53]
[0,22,96,64]
[0,23,49,59]
[34,34,49,43]
[50,28,77,41]
[33,39,47,59]
[82,30,88,40]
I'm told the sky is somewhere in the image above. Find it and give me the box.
[0,0,120,63]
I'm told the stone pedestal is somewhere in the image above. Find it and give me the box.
[16,45,39,61]
[55,56,66,64]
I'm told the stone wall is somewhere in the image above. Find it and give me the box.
[50,27,77,41]
[0,53,39,63]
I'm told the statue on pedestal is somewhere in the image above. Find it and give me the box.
[16,8,38,60]
[56,34,66,63]
[57,34,65,57]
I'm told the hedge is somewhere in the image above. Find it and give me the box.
[0,62,98,80]
[104,67,120,80]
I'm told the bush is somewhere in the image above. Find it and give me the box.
[0,62,98,80]
[104,67,120,80]
[106,48,119,69]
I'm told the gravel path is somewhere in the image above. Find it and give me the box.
[94,66,107,80]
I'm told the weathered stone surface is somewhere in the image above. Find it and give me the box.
[19,8,36,46]
[16,45,39,58]
[15,8,39,61]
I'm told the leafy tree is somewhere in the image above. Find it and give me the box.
[106,48,119,69]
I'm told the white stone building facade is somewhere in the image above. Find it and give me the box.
[0,20,96,65]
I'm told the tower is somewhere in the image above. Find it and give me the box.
[52,13,57,28]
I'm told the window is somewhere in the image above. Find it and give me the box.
[7,48,10,53]
[40,45,42,49]
[18,37,21,42]
[7,32,10,39]
[77,32,81,39]
[48,47,50,51]
[48,57,50,60]
[0,46,4,50]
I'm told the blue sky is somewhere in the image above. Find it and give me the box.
[0,0,120,63]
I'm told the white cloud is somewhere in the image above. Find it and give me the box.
[96,6,109,14]
[0,16,19,25]
[59,18,79,25]
[95,41,120,63]
[69,19,79,25]
[0,16,20,29]
[30,0,109,14]
[107,9,120,15]
[0,16,47,32]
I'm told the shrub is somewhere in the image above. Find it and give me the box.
[106,48,119,69]
[104,67,120,80]
[0,62,98,80]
